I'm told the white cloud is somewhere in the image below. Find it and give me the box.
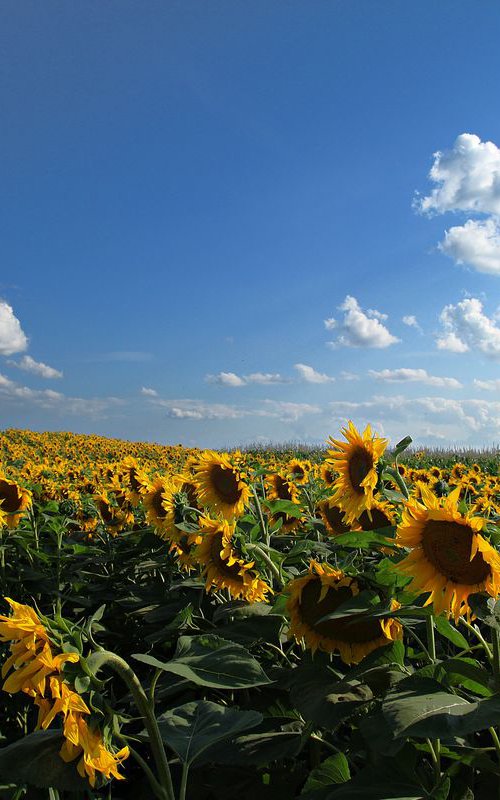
[439,218,500,276]
[326,296,399,349]
[294,363,334,384]
[473,379,500,391]
[340,370,360,381]
[206,372,247,387]
[417,133,500,217]
[9,355,62,379]
[402,315,423,334]
[368,368,462,389]
[0,372,122,417]
[436,297,500,359]
[245,372,287,385]
[0,301,28,356]
[262,400,321,421]
[206,371,288,386]
[141,387,158,397]
[324,318,337,331]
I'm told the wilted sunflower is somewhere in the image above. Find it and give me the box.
[327,422,388,524]
[193,452,250,520]
[0,475,32,528]
[286,561,402,663]
[318,500,354,536]
[395,486,500,620]
[193,517,271,602]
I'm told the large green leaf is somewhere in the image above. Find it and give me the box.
[133,634,271,688]
[291,668,373,729]
[301,753,350,794]
[468,594,500,632]
[156,700,262,765]
[201,730,304,767]
[330,531,396,549]
[0,730,88,791]
[433,615,468,649]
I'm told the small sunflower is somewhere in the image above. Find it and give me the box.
[0,475,32,529]
[395,486,500,620]
[357,500,395,531]
[287,459,311,485]
[193,452,250,520]
[319,462,337,488]
[143,477,177,539]
[318,500,354,537]
[193,517,271,602]
[121,456,149,507]
[286,561,401,663]
[327,421,388,524]
[266,473,301,532]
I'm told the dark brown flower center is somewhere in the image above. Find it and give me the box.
[129,468,142,493]
[274,476,292,500]
[0,480,22,513]
[209,532,243,581]
[323,468,334,485]
[348,447,373,493]
[151,487,167,519]
[299,579,382,643]
[422,520,491,585]
[321,503,350,535]
[181,481,199,510]
[210,465,241,505]
[359,507,392,531]
[291,465,305,479]
[97,498,115,525]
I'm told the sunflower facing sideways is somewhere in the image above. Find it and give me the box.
[327,421,388,525]
[395,485,500,620]
[286,560,402,664]
[193,451,250,520]
[318,500,354,537]
[0,474,32,529]
[193,516,271,602]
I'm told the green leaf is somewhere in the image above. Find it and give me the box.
[468,594,500,632]
[0,730,88,791]
[202,730,304,767]
[434,615,468,649]
[290,665,373,729]
[263,499,303,518]
[156,700,262,766]
[302,753,350,793]
[133,634,271,689]
[332,531,397,549]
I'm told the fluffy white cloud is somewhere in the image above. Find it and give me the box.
[143,394,320,422]
[329,394,500,442]
[9,355,62,379]
[368,368,462,388]
[294,363,334,384]
[141,387,158,397]
[206,371,288,386]
[418,133,500,216]
[436,297,500,359]
[0,301,28,356]
[0,372,121,416]
[326,296,399,349]
[402,315,422,333]
[473,379,500,391]
[440,218,500,276]
[340,370,359,381]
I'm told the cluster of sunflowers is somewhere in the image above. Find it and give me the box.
[1,423,500,795]
[0,599,129,786]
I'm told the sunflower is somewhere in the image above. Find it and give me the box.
[286,561,402,663]
[287,459,311,485]
[0,475,32,528]
[193,517,271,602]
[327,421,388,524]
[143,476,178,539]
[95,492,133,534]
[318,500,355,536]
[121,456,149,507]
[266,473,301,532]
[193,451,250,520]
[319,462,337,488]
[357,500,395,531]
[395,486,500,620]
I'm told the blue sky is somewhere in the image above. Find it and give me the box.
[2,0,500,448]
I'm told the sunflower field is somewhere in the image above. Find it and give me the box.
[1,425,500,799]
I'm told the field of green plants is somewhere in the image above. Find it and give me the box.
[1,425,500,800]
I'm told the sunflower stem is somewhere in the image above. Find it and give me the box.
[488,726,500,799]
[459,617,493,663]
[426,615,441,782]
[383,467,409,500]
[491,628,500,691]
[87,650,174,800]
[247,544,283,589]
[251,484,269,548]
